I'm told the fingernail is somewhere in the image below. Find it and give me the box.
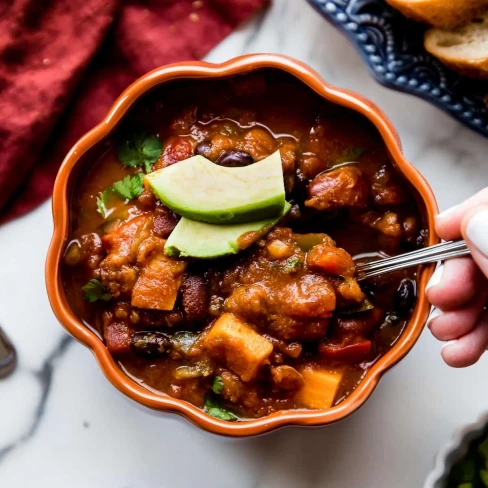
[426,264,444,291]
[441,340,458,352]
[436,205,459,220]
[427,307,443,329]
[466,208,488,256]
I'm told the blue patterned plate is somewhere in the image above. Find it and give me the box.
[307,0,488,137]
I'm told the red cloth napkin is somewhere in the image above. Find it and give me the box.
[0,0,269,224]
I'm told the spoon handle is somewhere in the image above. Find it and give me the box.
[355,240,470,281]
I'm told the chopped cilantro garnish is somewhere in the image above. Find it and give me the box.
[96,187,114,219]
[96,195,107,219]
[81,279,112,302]
[112,173,145,200]
[211,376,224,395]
[283,258,302,273]
[117,132,162,173]
[96,174,144,219]
[204,396,237,421]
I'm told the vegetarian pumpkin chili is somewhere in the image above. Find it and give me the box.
[63,70,427,421]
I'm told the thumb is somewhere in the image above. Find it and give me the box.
[462,205,488,279]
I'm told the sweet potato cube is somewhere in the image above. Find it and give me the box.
[131,252,186,310]
[296,366,344,409]
[203,313,273,382]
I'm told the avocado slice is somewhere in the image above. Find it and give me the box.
[165,202,291,258]
[145,151,285,224]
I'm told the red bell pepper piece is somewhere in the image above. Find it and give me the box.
[319,340,372,362]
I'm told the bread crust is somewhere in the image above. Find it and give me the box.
[424,28,488,78]
[386,0,488,28]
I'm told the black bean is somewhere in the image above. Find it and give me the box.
[215,151,254,167]
[131,331,171,358]
[195,141,212,158]
[395,279,416,316]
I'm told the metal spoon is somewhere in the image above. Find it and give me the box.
[355,240,470,281]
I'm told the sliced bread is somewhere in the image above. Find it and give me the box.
[424,12,488,78]
[386,0,488,29]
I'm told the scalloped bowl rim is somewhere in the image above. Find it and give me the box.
[45,53,438,437]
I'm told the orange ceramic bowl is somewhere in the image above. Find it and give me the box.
[46,54,438,437]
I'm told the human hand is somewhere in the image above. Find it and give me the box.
[426,188,488,367]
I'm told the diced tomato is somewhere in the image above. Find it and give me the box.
[319,339,372,362]
[162,137,194,166]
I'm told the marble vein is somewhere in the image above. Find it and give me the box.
[0,336,72,464]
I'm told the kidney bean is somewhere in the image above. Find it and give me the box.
[181,274,209,323]
[153,206,179,238]
[215,150,254,167]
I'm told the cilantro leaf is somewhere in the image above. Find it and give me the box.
[117,132,162,173]
[97,174,144,218]
[96,195,106,219]
[204,396,237,421]
[112,174,145,200]
[283,258,302,273]
[96,187,114,219]
[82,279,112,302]
[338,146,365,163]
[211,376,224,394]
[140,135,163,171]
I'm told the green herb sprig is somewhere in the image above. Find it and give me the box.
[211,376,224,395]
[204,396,237,422]
[112,174,145,200]
[117,132,162,173]
[96,174,145,218]
[282,258,303,273]
[81,279,112,302]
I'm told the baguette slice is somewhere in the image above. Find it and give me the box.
[386,0,488,29]
[424,13,488,78]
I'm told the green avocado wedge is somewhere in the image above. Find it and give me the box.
[165,202,291,259]
[145,151,285,224]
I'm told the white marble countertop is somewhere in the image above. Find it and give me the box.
[1,1,488,486]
